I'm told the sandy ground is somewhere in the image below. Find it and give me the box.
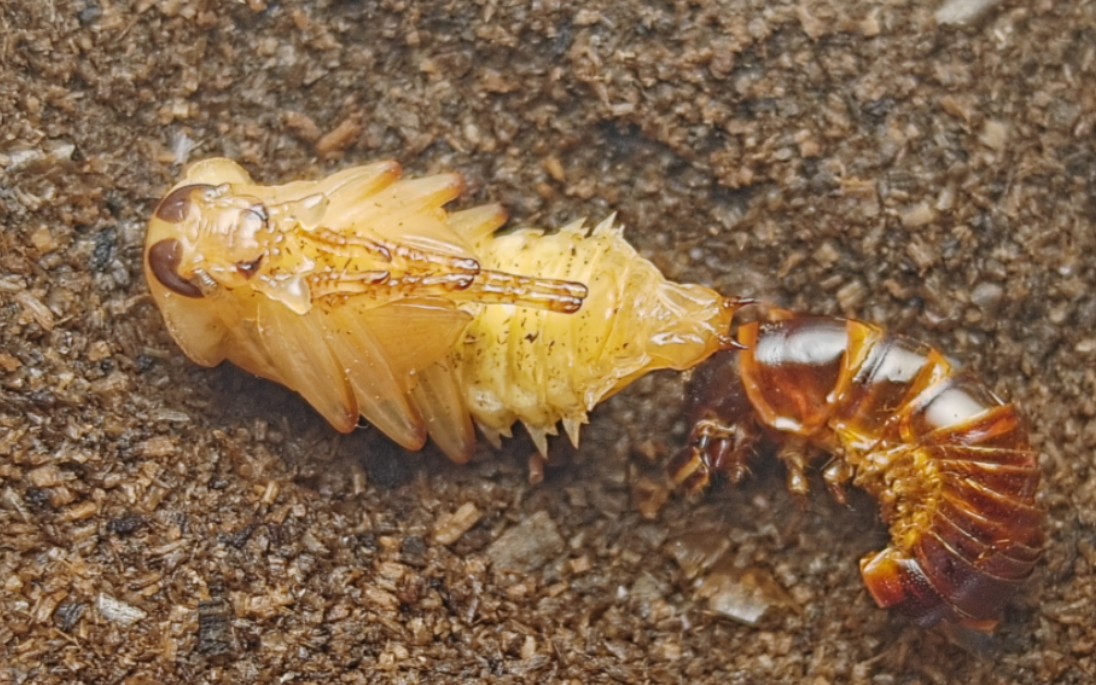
[2,1,1094,683]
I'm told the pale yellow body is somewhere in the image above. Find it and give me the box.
[145,159,733,461]
[451,217,735,454]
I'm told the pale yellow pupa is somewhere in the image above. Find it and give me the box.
[145,159,736,462]
[144,158,585,460]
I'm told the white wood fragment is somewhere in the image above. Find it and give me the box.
[936,0,1004,25]
[96,593,147,627]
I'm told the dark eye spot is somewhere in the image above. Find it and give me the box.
[147,239,203,298]
[235,256,263,278]
[155,183,215,223]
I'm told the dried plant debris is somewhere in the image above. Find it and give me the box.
[936,0,1006,25]
[486,510,566,574]
[1,1,1093,683]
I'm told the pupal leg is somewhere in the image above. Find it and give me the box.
[302,228,588,312]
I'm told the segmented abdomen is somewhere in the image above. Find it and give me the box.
[450,216,736,455]
[675,313,1043,631]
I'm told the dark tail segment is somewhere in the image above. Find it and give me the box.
[674,313,1044,631]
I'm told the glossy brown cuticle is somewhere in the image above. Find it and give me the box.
[148,238,203,298]
[154,183,215,223]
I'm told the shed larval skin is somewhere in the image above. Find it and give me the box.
[673,312,1044,632]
